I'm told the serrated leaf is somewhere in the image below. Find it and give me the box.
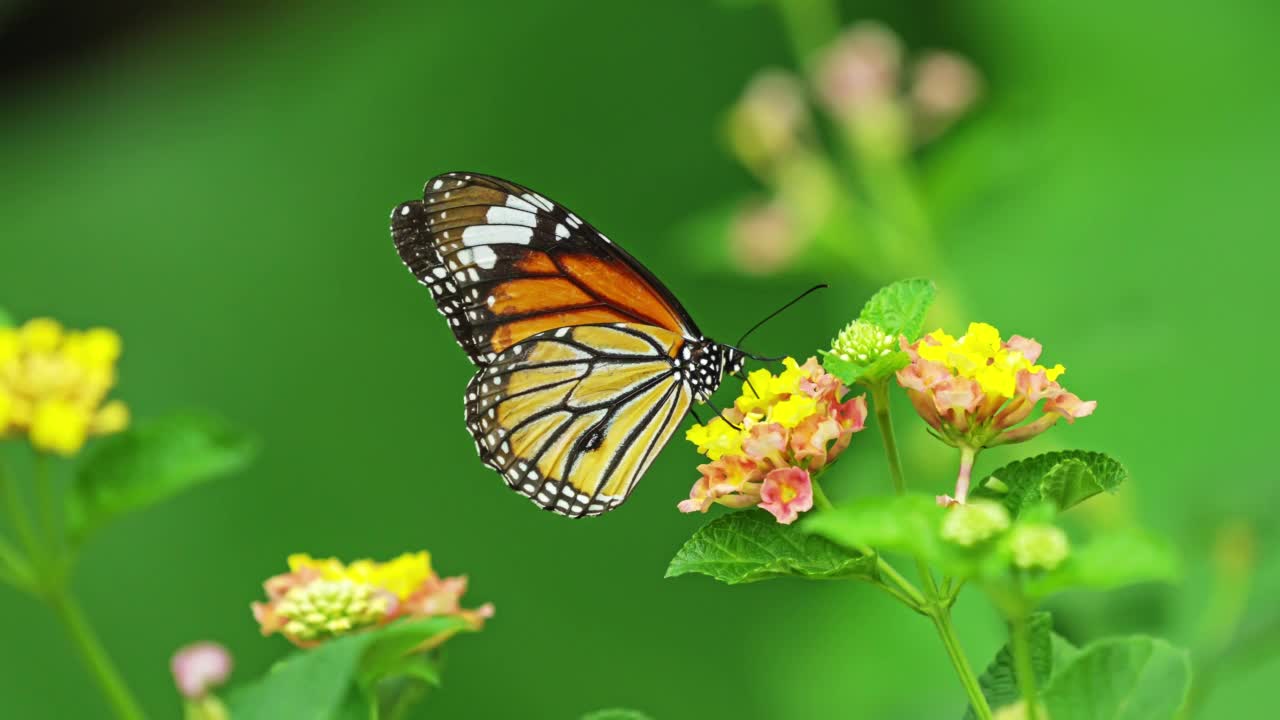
[858,278,936,340]
[963,612,1054,719]
[1025,529,1180,598]
[66,413,256,540]
[582,711,654,720]
[667,510,876,585]
[1043,637,1191,720]
[972,450,1127,518]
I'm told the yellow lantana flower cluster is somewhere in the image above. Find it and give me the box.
[0,317,129,455]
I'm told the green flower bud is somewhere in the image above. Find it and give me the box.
[1009,524,1070,571]
[941,500,1011,546]
[829,320,896,364]
[276,580,390,641]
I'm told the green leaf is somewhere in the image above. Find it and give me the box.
[667,510,876,585]
[229,617,471,720]
[1026,529,1180,598]
[582,711,654,720]
[963,612,1054,719]
[972,450,1128,518]
[357,616,470,688]
[858,278,936,340]
[228,631,372,720]
[0,307,13,327]
[1043,636,1192,720]
[805,494,952,567]
[66,413,256,540]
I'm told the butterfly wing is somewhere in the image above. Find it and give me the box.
[465,322,693,517]
[391,172,701,366]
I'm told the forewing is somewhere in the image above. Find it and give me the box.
[464,323,692,517]
[391,172,699,365]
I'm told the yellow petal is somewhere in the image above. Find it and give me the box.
[20,318,63,353]
[29,400,90,456]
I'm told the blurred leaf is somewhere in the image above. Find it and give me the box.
[858,278,936,340]
[66,414,256,540]
[0,307,12,326]
[821,349,910,387]
[667,509,875,585]
[228,631,371,720]
[963,612,1054,719]
[1043,637,1192,720]
[972,450,1128,518]
[805,493,949,565]
[582,711,654,720]
[1052,633,1081,670]
[357,616,470,688]
[1026,529,1180,598]
[230,617,468,720]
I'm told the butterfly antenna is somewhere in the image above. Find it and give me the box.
[705,397,742,431]
[739,370,761,399]
[733,283,829,358]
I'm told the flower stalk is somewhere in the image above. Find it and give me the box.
[867,378,993,719]
[1009,609,1041,720]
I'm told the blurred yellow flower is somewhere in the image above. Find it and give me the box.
[255,551,493,648]
[288,551,432,601]
[0,317,129,456]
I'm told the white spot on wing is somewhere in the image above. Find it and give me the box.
[462,225,534,247]
[555,223,569,239]
[486,206,537,227]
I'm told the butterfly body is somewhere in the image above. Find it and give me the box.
[392,172,742,517]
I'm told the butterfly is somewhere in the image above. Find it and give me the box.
[391,172,750,518]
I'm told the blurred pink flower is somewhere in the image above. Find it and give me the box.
[814,23,902,118]
[730,200,802,276]
[171,642,232,700]
[759,467,814,525]
[911,50,982,131]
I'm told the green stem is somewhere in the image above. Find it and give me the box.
[0,536,35,590]
[870,381,907,496]
[811,477,834,511]
[932,608,994,720]
[49,589,148,720]
[869,380,941,595]
[1010,611,1041,720]
[773,0,840,69]
[0,459,42,566]
[34,454,65,579]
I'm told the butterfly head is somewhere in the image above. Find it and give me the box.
[683,340,744,404]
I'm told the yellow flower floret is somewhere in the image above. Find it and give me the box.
[686,357,824,457]
[0,317,129,455]
[917,322,1064,398]
[288,551,433,601]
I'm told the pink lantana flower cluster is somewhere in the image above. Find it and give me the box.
[252,552,493,648]
[680,357,868,524]
[898,323,1095,450]
[897,323,1096,504]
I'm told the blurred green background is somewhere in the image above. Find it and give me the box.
[2,0,1277,717]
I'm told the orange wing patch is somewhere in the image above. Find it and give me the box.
[490,278,596,316]
[558,254,685,334]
